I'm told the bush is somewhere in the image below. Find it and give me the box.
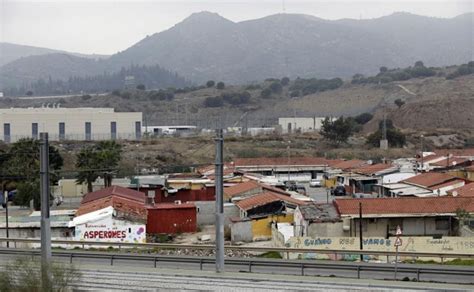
[366,128,406,148]
[354,113,373,125]
[216,82,225,89]
[290,90,300,97]
[260,88,272,98]
[206,80,215,88]
[290,77,343,95]
[81,94,92,101]
[221,91,251,105]
[0,257,81,292]
[121,91,131,99]
[136,84,146,90]
[204,96,224,107]
[394,98,405,108]
[320,117,355,145]
[269,82,283,94]
[25,91,34,96]
[281,77,290,86]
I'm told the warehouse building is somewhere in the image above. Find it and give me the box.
[0,107,142,142]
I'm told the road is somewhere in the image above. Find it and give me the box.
[1,253,472,291]
[300,183,333,203]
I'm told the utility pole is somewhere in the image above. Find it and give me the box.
[287,141,291,183]
[359,202,363,262]
[3,181,9,248]
[40,132,52,289]
[214,129,224,273]
[420,135,424,172]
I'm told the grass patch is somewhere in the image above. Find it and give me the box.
[408,259,474,266]
[258,251,282,259]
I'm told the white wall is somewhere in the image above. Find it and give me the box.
[278,117,326,134]
[0,107,142,142]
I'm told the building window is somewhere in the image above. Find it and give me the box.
[59,122,65,140]
[32,123,38,139]
[111,121,117,140]
[135,121,141,140]
[435,218,450,230]
[3,123,10,143]
[85,122,91,141]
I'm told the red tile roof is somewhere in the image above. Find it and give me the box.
[235,191,306,211]
[76,196,147,220]
[416,154,444,163]
[428,179,465,191]
[402,172,458,188]
[465,165,474,171]
[234,157,328,167]
[352,163,394,175]
[335,197,474,216]
[435,149,474,157]
[331,160,367,171]
[449,183,474,197]
[149,202,196,209]
[81,186,146,204]
[430,157,470,167]
[224,180,261,198]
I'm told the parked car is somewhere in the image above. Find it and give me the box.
[331,186,346,196]
[309,179,322,188]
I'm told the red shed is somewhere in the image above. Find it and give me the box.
[147,202,197,234]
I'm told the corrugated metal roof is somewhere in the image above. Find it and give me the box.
[235,191,306,211]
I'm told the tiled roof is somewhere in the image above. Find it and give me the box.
[435,149,474,157]
[449,183,474,197]
[235,192,306,211]
[76,196,147,220]
[428,179,465,191]
[335,197,474,216]
[416,154,444,163]
[234,157,328,167]
[402,172,457,188]
[430,157,470,167]
[81,186,146,204]
[224,180,261,197]
[149,202,196,209]
[465,165,474,171]
[331,160,366,171]
[352,163,394,175]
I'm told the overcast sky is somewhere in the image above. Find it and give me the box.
[1,0,472,55]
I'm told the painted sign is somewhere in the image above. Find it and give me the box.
[74,215,146,243]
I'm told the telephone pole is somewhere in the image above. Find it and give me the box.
[40,132,52,289]
[214,129,224,273]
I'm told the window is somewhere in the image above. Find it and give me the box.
[435,218,450,230]
[85,122,91,140]
[3,123,10,143]
[135,121,141,140]
[32,123,38,139]
[111,121,117,140]
[59,122,65,140]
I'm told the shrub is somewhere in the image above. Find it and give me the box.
[281,77,290,86]
[136,84,146,90]
[81,94,92,101]
[394,98,405,108]
[260,88,272,98]
[290,90,300,97]
[0,257,81,292]
[354,113,373,125]
[111,90,121,96]
[204,96,224,107]
[269,82,283,94]
[206,80,215,88]
[216,82,225,89]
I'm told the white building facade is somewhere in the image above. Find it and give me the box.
[278,117,326,134]
[0,107,142,142]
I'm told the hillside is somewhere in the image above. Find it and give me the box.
[1,12,472,88]
[0,42,108,67]
[2,65,473,137]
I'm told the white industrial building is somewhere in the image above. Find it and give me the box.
[278,117,326,134]
[0,107,142,142]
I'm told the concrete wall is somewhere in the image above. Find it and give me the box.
[0,107,142,142]
[231,220,252,242]
[307,222,345,238]
[0,227,73,248]
[278,117,325,134]
[195,201,239,226]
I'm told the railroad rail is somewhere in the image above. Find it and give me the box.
[1,247,473,284]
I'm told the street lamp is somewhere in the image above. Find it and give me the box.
[287,141,291,183]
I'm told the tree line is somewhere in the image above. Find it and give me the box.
[2,64,189,97]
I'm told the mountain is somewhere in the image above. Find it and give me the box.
[0,42,108,67]
[1,12,472,88]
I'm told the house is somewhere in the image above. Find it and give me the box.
[401,172,466,196]
[147,202,197,234]
[77,186,147,219]
[71,206,146,243]
[335,197,474,237]
[224,180,262,201]
[294,203,342,237]
[233,157,329,182]
[235,191,306,218]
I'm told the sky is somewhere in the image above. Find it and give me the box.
[1,0,473,55]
